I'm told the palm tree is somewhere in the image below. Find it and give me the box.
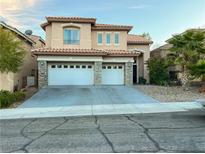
[168,29,205,90]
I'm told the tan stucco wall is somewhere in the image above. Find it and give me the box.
[128,44,150,83]
[45,22,128,50]
[0,72,14,91]
[14,43,37,90]
[128,44,149,52]
[91,31,127,50]
[151,49,170,58]
[47,22,92,49]
[45,25,52,48]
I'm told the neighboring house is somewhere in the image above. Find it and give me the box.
[150,43,181,81]
[150,28,205,81]
[32,17,152,88]
[150,43,172,58]
[0,21,45,91]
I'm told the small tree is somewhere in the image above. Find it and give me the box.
[0,27,25,73]
[147,57,169,86]
[142,32,152,41]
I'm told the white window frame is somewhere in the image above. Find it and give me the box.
[63,27,80,45]
[114,32,120,46]
[106,32,111,46]
[97,32,103,45]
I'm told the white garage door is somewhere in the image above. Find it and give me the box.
[102,64,124,85]
[48,64,94,85]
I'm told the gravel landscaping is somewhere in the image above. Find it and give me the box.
[135,85,205,102]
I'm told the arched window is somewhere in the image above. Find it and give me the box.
[63,27,80,45]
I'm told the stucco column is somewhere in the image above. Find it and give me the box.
[38,61,48,88]
[125,62,133,86]
[94,61,102,85]
[143,51,150,83]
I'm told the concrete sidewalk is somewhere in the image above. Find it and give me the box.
[0,102,203,120]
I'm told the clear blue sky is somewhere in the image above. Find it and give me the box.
[0,0,205,48]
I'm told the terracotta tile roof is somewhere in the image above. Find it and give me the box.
[32,48,139,57]
[92,24,133,32]
[127,34,153,45]
[27,35,45,45]
[41,16,133,32]
[41,16,96,29]
[46,16,96,20]
[0,21,35,45]
[32,48,105,56]
[105,49,140,56]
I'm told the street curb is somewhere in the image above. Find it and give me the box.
[0,102,203,120]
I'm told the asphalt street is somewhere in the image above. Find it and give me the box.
[1,110,205,153]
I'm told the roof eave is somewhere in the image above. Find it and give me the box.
[91,27,133,32]
[127,41,153,45]
[32,52,106,56]
[0,21,36,45]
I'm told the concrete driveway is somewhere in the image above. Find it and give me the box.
[19,86,159,108]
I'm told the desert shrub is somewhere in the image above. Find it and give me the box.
[0,90,14,108]
[147,57,170,86]
[0,90,25,108]
[13,91,26,102]
[139,77,147,85]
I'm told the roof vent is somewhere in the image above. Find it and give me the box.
[25,30,32,35]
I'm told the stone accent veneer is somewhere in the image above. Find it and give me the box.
[125,62,133,86]
[94,61,102,85]
[38,61,48,88]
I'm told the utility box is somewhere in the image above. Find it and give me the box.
[27,76,35,87]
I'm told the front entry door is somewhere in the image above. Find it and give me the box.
[133,65,137,84]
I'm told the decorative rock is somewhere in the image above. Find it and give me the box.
[125,62,133,86]
[38,61,48,88]
[94,61,102,85]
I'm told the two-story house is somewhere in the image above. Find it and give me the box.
[32,17,152,88]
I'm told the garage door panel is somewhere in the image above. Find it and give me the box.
[102,64,124,85]
[48,64,94,85]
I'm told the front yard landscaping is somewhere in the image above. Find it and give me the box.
[0,90,25,108]
[135,85,205,102]
[0,87,37,109]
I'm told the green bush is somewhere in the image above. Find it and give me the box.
[147,57,170,86]
[13,91,26,102]
[0,90,25,108]
[139,77,147,85]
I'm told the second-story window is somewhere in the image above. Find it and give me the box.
[97,33,103,45]
[114,32,119,45]
[106,33,111,45]
[64,28,80,45]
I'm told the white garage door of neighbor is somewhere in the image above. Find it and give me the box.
[48,64,94,85]
[102,64,124,85]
